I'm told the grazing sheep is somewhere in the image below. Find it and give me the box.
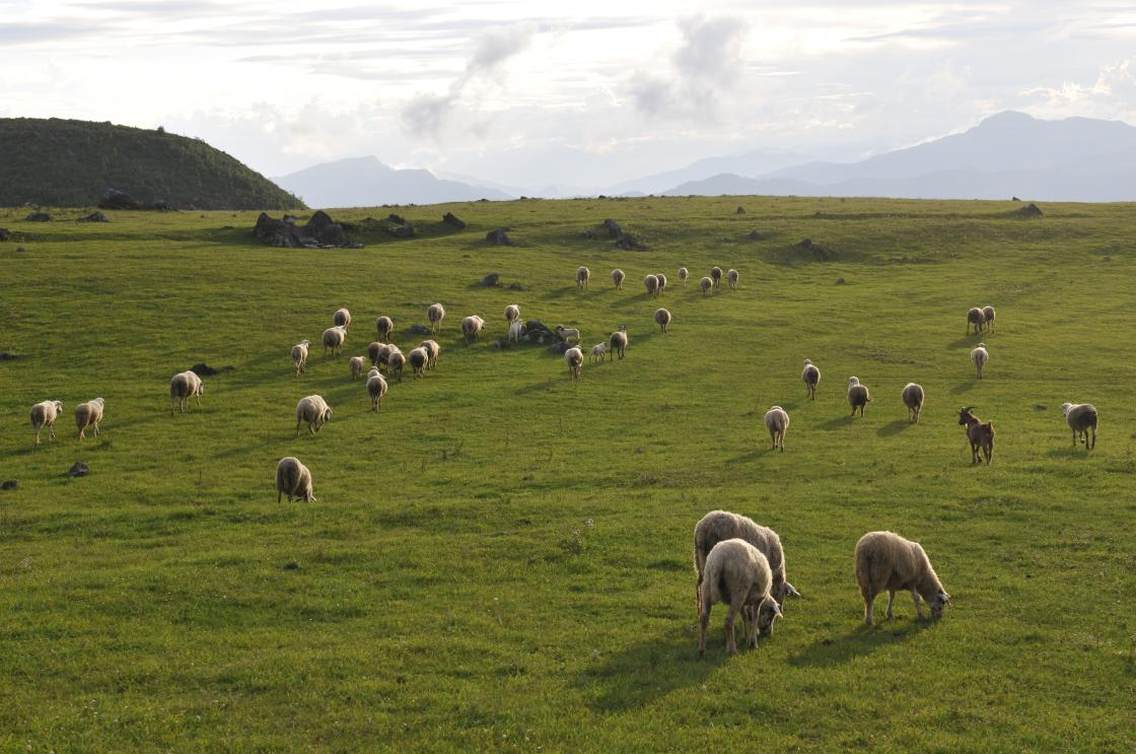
[30,400,63,445]
[420,339,441,368]
[727,268,739,290]
[322,325,347,356]
[958,406,995,465]
[710,266,723,288]
[1062,402,1098,449]
[276,456,315,503]
[966,307,984,335]
[611,268,625,289]
[590,342,607,363]
[699,276,713,295]
[367,341,386,366]
[644,274,659,297]
[461,315,485,343]
[333,307,352,330]
[764,405,789,451]
[564,346,583,380]
[427,303,446,334]
[901,382,925,422]
[698,539,783,655]
[375,315,394,342]
[678,266,689,286]
[366,369,389,410]
[654,307,672,334]
[854,531,951,626]
[295,395,332,435]
[847,376,871,416]
[348,356,367,380]
[506,320,525,345]
[387,348,406,382]
[693,510,800,615]
[75,397,105,440]
[802,359,820,400]
[970,343,989,379]
[608,327,629,360]
[981,305,996,333]
[554,325,581,344]
[169,370,204,414]
[656,272,668,295]
[504,304,521,329]
[291,339,311,376]
[408,346,429,377]
[576,265,591,289]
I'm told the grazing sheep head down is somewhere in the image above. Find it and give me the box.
[747,596,783,638]
[930,590,952,619]
[776,581,801,601]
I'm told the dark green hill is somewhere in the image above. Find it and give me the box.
[0,118,304,210]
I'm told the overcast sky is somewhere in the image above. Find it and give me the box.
[4,1,1136,188]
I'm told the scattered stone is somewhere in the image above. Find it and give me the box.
[16,246,27,253]
[790,238,836,261]
[283,560,301,571]
[97,188,173,211]
[602,218,623,238]
[1013,202,1043,218]
[386,222,415,238]
[189,362,234,377]
[25,212,51,222]
[254,210,355,248]
[547,342,570,355]
[736,206,746,214]
[506,282,525,291]
[1011,196,1021,202]
[442,212,466,230]
[77,211,109,223]
[614,234,647,250]
[0,480,17,490]
[0,352,19,360]
[481,272,501,287]
[67,461,90,478]
[485,228,514,245]
[1033,404,1048,411]
[387,213,407,225]
[747,229,770,240]
[835,277,846,285]
[0,228,8,241]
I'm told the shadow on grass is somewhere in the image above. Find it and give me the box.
[948,335,980,350]
[789,621,927,669]
[950,380,977,395]
[877,419,912,437]
[726,448,773,465]
[818,414,856,430]
[542,285,585,300]
[516,378,559,394]
[1045,446,1093,459]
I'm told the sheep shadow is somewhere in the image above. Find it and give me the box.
[950,380,977,395]
[789,622,926,669]
[515,378,560,394]
[542,285,585,300]
[818,414,857,430]
[726,448,771,465]
[877,419,912,437]
[1045,446,1092,459]
[608,292,662,310]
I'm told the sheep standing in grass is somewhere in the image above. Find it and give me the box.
[847,376,871,416]
[902,382,925,422]
[698,539,783,655]
[387,348,406,382]
[375,315,394,342]
[966,307,984,335]
[322,325,347,356]
[654,307,672,334]
[576,266,591,289]
[590,342,607,363]
[970,343,989,379]
[693,510,800,615]
[30,400,63,445]
[427,303,446,334]
[291,339,311,376]
[333,307,352,330]
[565,346,583,380]
[678,266,689,286]
[367,341,386,367]
[608,327,629,360]
[349,356,367,380]
[75,397,105,440]
[295,395,332,435]
[461,315,485,343]
[506,320,525,345]
[854,531,951,626]
[611,268,625,290]
[170,371,204,414]
[710,266,723,288]
[802,359,820,400]
[764,406,789,451]
[555,325,580,344]
[656,273,668,296]
[644,274,659,297]
[727,269,739,290]
[700,276,713,295]
[958,406,995,465]
[981,305,996,333]
[420,339,441,369]
[1062,402,1098,449]
[408,346,429,377]
[366,368,389,410]
[276,456,315,502]
[504,305,521,330]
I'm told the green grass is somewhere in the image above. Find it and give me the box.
[1,196,1134,752]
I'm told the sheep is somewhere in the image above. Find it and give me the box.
[644,273,659,297]
[981,305,996,333]
[678,266,689,286]
[1062,402,1098,449]
[727,268,739,290]
[322,325,347,356]
[461,315,485,343]
[564,346,583,380]
[698,539,783,655]
[589,342,607,363]
[901,382,925,422]
[408,346,429,377]
[75,397,105,440]
[970,343,989,379]
[276,456,316,503]
[802,359,820,400]
[699,276,713,295]
[170,370,204,414]
[375,315,394,342]
[710,266,723,288]
[295,394,332,435]
[427,303,446,334]
[504,305,521,330]
[348,356,367,380]
[30,400,63,445]
[367,341,386,366]
[854,531,951,626]
[764,405,789,451]
[692,510,800,615]
[366,369,389,410]
[608,327,629,360]
[611,268,625,289]
[656,272,668,295]
[291,339,311,376]
[847,376,871,416]
[419,339,441,368]
[333,307,352,330]
[576,265,590,289]
[554,325,580,344]
[958,406,995,464]
[387,348,406,382]
[654,307,672,334]
[966,306,984,335]
[506,320,525,345]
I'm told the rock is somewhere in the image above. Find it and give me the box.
[0,228,9,241]
[25,212,51,222]
[736,206,746,214]
[799,238,814,249]
[386,223,415,238]
[255,211,353,248]
[602,218,623,238]
[0,352,19,360]
[835,277,846,285]
[747,230,769,240]
[486,228,513,245]
[580,229,598,240]
[190,362,233,377]
[0,480,17,490]
[1013,202,1043,217]
[614,234,647,250]
[442,212,466,230]
[67,461,90,478]
[150,200,174,211]
[1011,196,1021,202]
[506,282,525,291]
[481,272,500,287]
[16,246,27,253]
[547,342,570,355]
[77,211,109,223]
[99,188,141,210]
[387,213,407,224]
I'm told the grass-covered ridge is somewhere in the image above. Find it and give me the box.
[0,196,1133,752]
[0,118,303,210]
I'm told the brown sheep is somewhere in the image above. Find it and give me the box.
[958,406,994,464]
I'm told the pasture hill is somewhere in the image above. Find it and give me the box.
[0,118,302,210]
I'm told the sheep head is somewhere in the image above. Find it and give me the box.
[755,596,783,637]
[777,581,802,602]
[958,407,976,425]
[931,590,951,619]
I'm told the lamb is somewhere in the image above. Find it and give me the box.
[75,397,105,440]
[576,265,591,289]
[698,539,783,655]
[901,382,925,423]
[656,272,668,295]
[30,400,63,445]
[802,359,820,400]
[333,307,352,330]
[763,405,789,451]
[169,370,204,414]
[408,346,429,377]
[506,320,525,345]
[847,376,871,416]
[970,343,989,379]
[654,307,672,334]
[461,315,485,343]
[375,315,394,342]
[348,356,367,380]
[291,339,311,376]
[981,305,996,333]
[608,327,629,360]
[727,269,739,290]
[387,348,406,382]
[419,339,441,368]
[554,325,581,344]
[276,456,316,502]
[677,266,689,286]
[366,369,389,410]
[710,266,723,288]
[966,307,985,335]
[699,276,713,295]
[427,303,446,334]
[1062,402,1098,449]
[322,325,347,356]
[644,274,659,297]
[295,394,332,435]
[692,510,800,614]
[854,531,951,626]
[611,268,625,289]
[504,304,521,329]
[958,406,995,464]
[564,346,583,380]
[589,342,607,363]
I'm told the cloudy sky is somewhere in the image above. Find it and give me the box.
[5,0,1136,190]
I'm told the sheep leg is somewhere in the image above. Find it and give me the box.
[698,603,710,657]
[911,589,924,619]
[862,588,875,626]
[885,591,895,620]
[277,489,282,503]
[34,429,41,445]
[1090,427,1096,450]
[724,605,738,654]
[295,420,302,437]
[93,422,100,437]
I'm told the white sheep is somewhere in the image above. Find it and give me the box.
[710,266,723,288]
[75,397,105,440]
[291,339,311,376]
[564,346,583,380]
[427,303,446,334]
[727,268,739,290]
[764,405,789,451]
[854,531,951,625]
[656,272,668,295]
[504,305,521,329]
[970,343,989,379]
[554,325,581,344]
[348,356,367,380]
[30,399,63,445]
[170,370,204,414]
[375,315,394,342]
[699,276,713,295]
[698,539,783,655]
[608,327,629,360]
[576,265,591,289]
[678,266,689,286]
[506,320,525,345]
[644,274,659,297]
[966,307,984,335]
[693,510,801,613]
[419,339,441,368]
[802,359,820,400]
[333,307,352,330]
[847,376,871,416]
[408,346,429,377]
[366,369,389,410]
[981,305,996,333]
[589,342,607,363]
[322,325,347,356]
[1062,402,1098,449]
[387,348,406,382]
[295,394,332,435]
[367,341,387,367]
[901,382,925,422]
[276,456,315,502]
[611,268,625,289]
[654,307,672,334]
[461,315,485,343]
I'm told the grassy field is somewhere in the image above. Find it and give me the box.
[1,196,1133,752]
